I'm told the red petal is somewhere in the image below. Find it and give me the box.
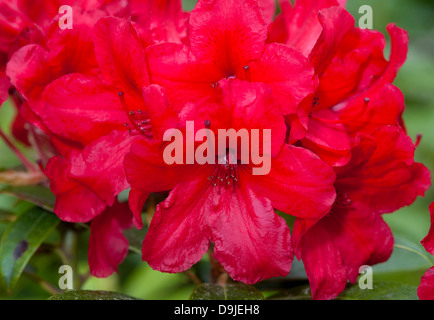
[125,138,204,193]
[421,203,434,256]
[142,85,179,141]
[302,109,351,167]
[7,44,51,102]
[309,6,355,75]
[333,26,409,136]
[68,130,134,205]
[45,155,108,222]
[129,0,188,44]
[209,184,292,284]
[189,0,267,74]
[257,0,276,24]
[89,201,133,278]
[418,267,434,300]
[334,84,405,137]
[336,126,431,214]
[189,79,286,158]
[41,73,130,145]
[247,144,336,219]
[0,71,9,105]
[93,17,149,98]
[142,173,213,273]
[246,43,315,115]
[0,1,29,52]
[128,188,149,230]
[146,43,221,112]
[6,9,102,102]
[298,202,393,300]
[277,0,346,56]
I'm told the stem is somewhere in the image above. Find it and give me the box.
[129,246,142,255]
[185,269,202,285]
[208,251,229,286]
[54,248,69,266]
[394,244,434,267]
[0,128,38,173]
[62,228,80,290]
[24,271,60,296]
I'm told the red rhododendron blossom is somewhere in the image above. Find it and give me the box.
[0,0,121,143]
[6,8,104,136]
[35,17,147,223]
[293,127,431,299]
[3,1,188,277]
[39,11,184,275]
[124,79,336,284]
[34,10,182,222]
[418,203,434,300]
[272,3,408,168]
[307,18,407,167]
[146,0,315,118]
[0,0,431,295]
[0,0,127,95]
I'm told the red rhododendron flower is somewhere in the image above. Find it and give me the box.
[0,0,126,100]
[302,10,406,167]
[418,202,434,300]
[0,0,431,296]
[146,0,315,117]
[3,0,188,277]
[39,7,185,275]
[293,127,431,299]
[124,79,336,283]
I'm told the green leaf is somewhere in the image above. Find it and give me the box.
[0,207,59,291]
[393,235,434,265]
[0,209,15,223]
[371,235,433,286]
[268,282,419,300]
[0,185,55,212]
[48,290,138,300]
[190,283,264,300]
[337,282,419,300]
[267,285,312,300]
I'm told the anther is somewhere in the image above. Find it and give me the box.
[243,65,251,81]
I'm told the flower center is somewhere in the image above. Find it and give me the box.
[208,163,239,188]
[335,192,352,207]
[118,92,152,138]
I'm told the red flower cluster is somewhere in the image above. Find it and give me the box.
[1,0,431,299]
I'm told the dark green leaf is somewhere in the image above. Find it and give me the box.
[337,282,419,300]
[371,235,433,286]
[394,235,434,264]
[267,285,311,300]
[0,209,15,223]
[48,290,138,300]
[0,207,59,291]
[0,185,55,212]
[190,283,264,300]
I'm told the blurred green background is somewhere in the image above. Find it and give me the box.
[0,0,433,299]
